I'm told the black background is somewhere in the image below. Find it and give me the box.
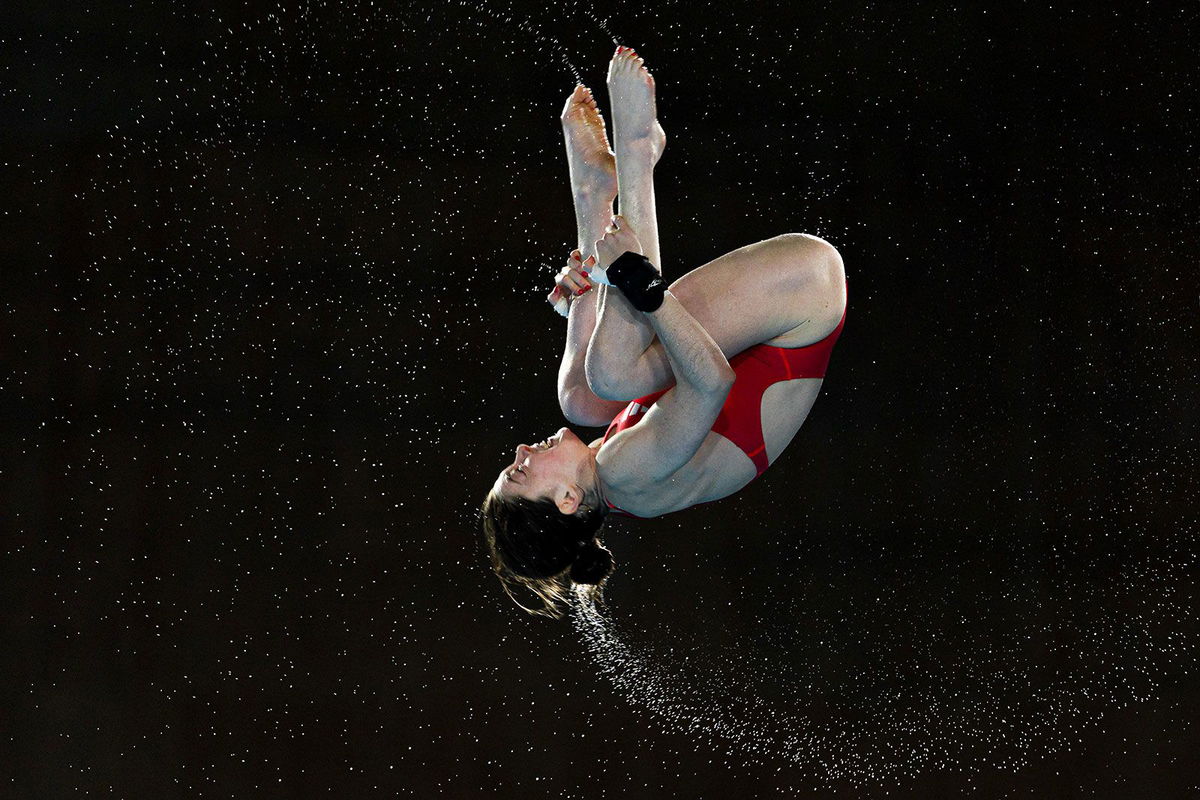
[3,1,1198,797]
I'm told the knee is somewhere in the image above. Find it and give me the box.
[773,232,845,286]
[584,350,634,403]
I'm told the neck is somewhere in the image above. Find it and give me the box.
[584,445,609,510]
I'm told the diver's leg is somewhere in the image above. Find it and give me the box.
[601,233,849,400]
[562,85,617,263]
[567,53,844,404]
[609,46,666,267]
[556,85,630,426]
[585,47,671,401]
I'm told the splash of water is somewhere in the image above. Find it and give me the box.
[452,0,588,83]
[570,536,1197,787]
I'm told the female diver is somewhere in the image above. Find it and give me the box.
[482,47,847,617]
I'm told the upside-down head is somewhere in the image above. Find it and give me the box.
[481,428,616,618]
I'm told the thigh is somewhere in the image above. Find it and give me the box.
[673,233,845,350]
[760,378,825,465]
[630,233,847,378]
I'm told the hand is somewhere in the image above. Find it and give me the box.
[547,249,595,316]
[594,215,647,273]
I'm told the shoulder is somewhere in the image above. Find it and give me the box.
[595,422,657,487]
[598,430,756,517]
[595,423,666,516]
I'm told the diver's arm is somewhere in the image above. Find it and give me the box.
[591,218,733,480]
[601,291,733,483]
[593,221,732,397]
[644,292,734,397]
[556,285,628,426]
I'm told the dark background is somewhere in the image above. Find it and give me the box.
[3,1,1198,797]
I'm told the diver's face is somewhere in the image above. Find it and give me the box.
[493,428,588,502]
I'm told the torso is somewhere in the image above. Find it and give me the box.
[593,377,824,517]
[594,304,844,519]
[590,236,848,518]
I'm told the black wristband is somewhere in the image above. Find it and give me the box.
[608,251,667,313]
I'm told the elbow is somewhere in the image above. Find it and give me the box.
[715,357,736,389]
[559,386,615,428]
[559,387,593,425]
[719,362,736,386]
[704,364,735,396]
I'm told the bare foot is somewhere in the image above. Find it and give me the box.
[561,84,617,200]
[606,47,667,165]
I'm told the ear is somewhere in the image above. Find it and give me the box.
[556,485,582,515]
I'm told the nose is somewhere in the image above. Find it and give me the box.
[515,444,532,460]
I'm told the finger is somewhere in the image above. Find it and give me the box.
[570,268,593,294]
[551,284,584,300]
[556,273,585,295]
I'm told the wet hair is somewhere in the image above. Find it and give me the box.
[480,490,615,619]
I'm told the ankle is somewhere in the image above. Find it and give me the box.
[575,190,617,215]
[617,135,661,164]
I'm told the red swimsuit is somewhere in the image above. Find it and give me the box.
[600,300,847,515]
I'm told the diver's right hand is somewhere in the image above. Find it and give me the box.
[547,250,595,317]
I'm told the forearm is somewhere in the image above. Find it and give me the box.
[559,289,599,386]
[644,291,733,393]
[568,195,656,401]
[556,274,630,425]
[559,174,611,390]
